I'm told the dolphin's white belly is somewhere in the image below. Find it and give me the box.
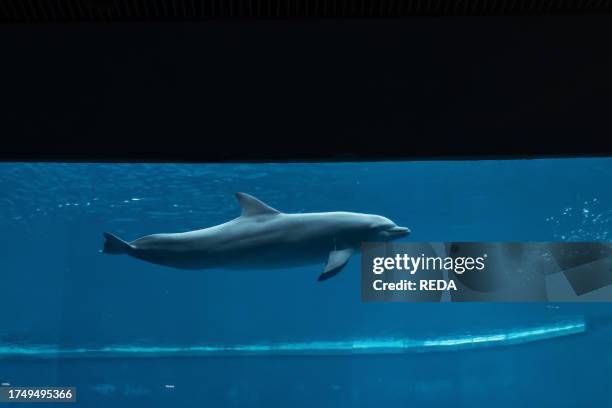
[222,242,332,270]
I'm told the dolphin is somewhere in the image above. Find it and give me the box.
[102,192,410,281]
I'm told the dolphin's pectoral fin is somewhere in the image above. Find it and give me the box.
[236,192,281,217]
[318,248,355,282]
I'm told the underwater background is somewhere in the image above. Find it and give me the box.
[1,159,612,407]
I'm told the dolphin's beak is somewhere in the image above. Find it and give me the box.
[387,226,411,237]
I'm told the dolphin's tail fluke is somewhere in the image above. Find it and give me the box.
[103,233,132,254]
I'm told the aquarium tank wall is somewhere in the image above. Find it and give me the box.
[1,158,612,407]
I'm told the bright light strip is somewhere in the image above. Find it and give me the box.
[0,319,585,360]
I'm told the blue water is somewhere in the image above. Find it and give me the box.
[1,159,612,407]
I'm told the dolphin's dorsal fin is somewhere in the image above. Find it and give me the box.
[236,192,281,217]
